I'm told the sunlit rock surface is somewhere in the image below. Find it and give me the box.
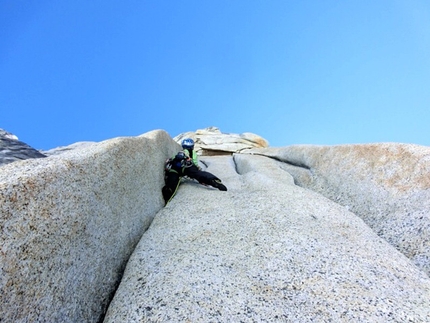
[104,154,430,322]
[246,143,430,276]
[2,127,430,322]
[0,130,179,323]
[174,126,269,155]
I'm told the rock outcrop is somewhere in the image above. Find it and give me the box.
[245,144,430,277]
[174,126,269,155]
[0,130,180,323]
[0,128,46,166]
[104,154,430,322]
[2,127,430,322]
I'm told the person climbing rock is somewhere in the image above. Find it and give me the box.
[162,150,227,205]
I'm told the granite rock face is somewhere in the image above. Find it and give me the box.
[0,130,180,323]
[0,128,46,166]
[3,127,430,322]
[174,126,269,155]
[246,143,430,276]
[104,154,430,322]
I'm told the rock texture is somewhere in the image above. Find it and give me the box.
[0,130,180,323]
[104,154,430,322]
[174,126,269,155]
[245,144,430,277]
[0,128,46,166]
[2,127,430,322]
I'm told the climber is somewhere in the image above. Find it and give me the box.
[181,138,199,168]
[162,150,227,205]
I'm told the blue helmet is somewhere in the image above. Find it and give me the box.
[181,138,195,150]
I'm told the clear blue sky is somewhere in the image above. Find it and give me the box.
[1,1,429,150]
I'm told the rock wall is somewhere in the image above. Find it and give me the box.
[173,126,269,155]
[3,126,430,322]
[246,143,430,276]
[104,154,430,322]
[0,130,180,323]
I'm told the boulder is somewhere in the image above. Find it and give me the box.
[0,130,180,323]
[174,126,269,155]
[104,154,430,322]
[0,128,46,166]
[245,143,430,276]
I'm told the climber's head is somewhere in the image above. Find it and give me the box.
[181,138,195,151]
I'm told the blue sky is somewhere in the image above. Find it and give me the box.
[1,1,429,150]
